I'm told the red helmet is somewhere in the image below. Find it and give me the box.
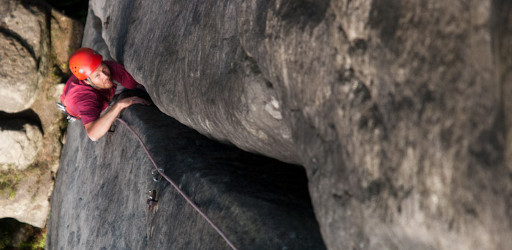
[69,48,103,80]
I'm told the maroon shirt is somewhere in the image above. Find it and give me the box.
[60,61,139,125]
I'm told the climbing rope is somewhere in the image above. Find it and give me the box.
[116,117,238,250]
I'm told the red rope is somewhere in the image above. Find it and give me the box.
[116,118,238,250]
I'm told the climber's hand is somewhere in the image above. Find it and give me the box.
[116,96,151,109]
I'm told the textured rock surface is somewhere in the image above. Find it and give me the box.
[0,0,83,229]
[89,0,298,163]
[0,167,53,228]
[0,33,38,113]
[51,0,512,249]
[80,6,112,61]
[0,0,46,58]
[0,118,42,170]
[50,9,86,74]
[47,106,325,249]
[0,0,49,113]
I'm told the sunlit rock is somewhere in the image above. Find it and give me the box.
[0,33,38,113]
[0,119,42,171]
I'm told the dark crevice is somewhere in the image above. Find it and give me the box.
[491,0,512,171]
[276,0,330,30]
[87,6,113,60]
[244,53,262,75]
[254,0,271,36]
[0,109,44,135]
[41,0,52,76]
[0,218,44,248]
[369,0,401,54]
[468,112,505,167]
[17,0,53,74]
[112,0,137,63]
[491,0,511,106]
[45,0,89,23]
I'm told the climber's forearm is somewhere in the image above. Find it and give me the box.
[84,103,124,141]
[84,96,150,141]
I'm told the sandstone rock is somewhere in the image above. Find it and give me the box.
[50,9,85,73]
[0,0,80,231]
[50,0,512,249]
[0,33,38,113]
[0,0,51,113]
[0,0,45,59]
[0,118,42,170]
[0,169,53,228]
[47,106,325,249]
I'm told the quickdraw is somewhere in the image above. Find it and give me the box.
[116,117,238,250]
[147,168,163,212]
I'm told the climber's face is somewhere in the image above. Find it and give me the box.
[87,63,113,89]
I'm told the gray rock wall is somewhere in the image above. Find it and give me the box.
[90,0,298,163]
[47,106,325,249]
[51,0,512,249]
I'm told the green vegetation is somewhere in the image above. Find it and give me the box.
[0,218,45,250]
[0,232,8,249]
[0,170,21,200]
[37,232,46,249]
[9,189,16,200]
[17,232,46,250]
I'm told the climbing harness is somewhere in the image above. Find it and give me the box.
[56,102,78,122]
[116,117,238,250]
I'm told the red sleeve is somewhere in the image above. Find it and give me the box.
[77,92,102,125]
[104,61,139,89]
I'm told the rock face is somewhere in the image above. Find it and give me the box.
[50,9,87,74]
[0,33,38,113]
[0,0,45,113]
[47,106,325,249]
[0,0,46,58]
[88,0,298,163]
[0,0,83,229]
[51,0,512,249]
[0,118,42,170]
[0,165,53,228]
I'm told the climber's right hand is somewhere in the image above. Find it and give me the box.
[116,96,151,109]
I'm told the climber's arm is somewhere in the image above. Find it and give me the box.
[84,96,149,141]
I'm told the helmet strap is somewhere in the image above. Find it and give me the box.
[86,77,99,89]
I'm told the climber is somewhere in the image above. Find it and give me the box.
[60,47,151,141]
